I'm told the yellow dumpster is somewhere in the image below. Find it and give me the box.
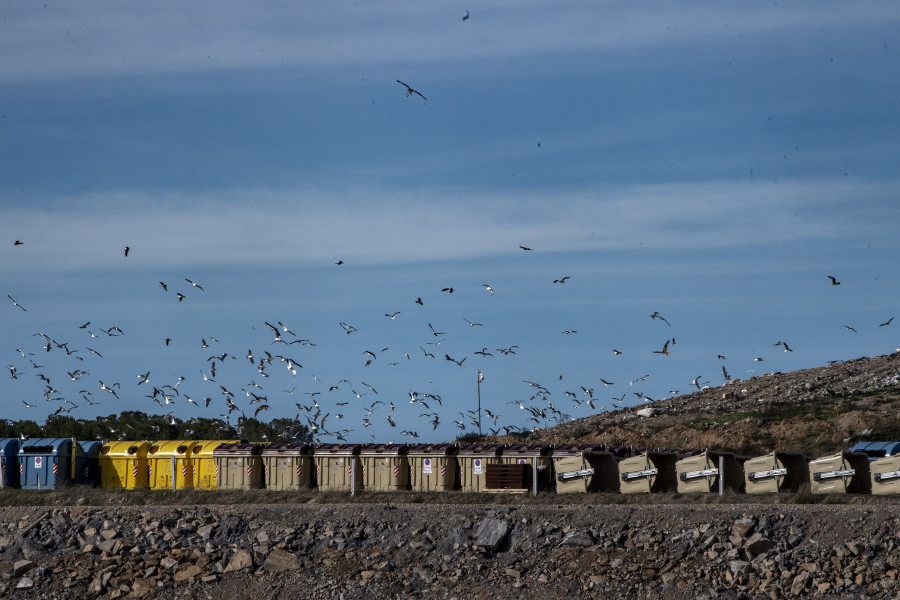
[99,441,150,490]
[191,440,238,490]
[147,441,198,490]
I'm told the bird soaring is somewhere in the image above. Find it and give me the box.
[396,80,427,100]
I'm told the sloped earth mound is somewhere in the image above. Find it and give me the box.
[523,352,900,456]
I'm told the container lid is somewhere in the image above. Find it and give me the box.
[503,444,552,456]
[360,443,409,456]
[407,443,459,456]
[315,443,363,455]
[457,444,504,456]
[212,442,265,455]
[261,442,313,455]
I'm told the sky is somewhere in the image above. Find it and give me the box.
[2,1,899,444]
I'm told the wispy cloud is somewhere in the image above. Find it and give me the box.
[3,177,895,273]
[2,1,896,83]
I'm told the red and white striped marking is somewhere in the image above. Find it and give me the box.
[440,465,447,478]
[246,464,253,479]
[393,465,400,478]
[215,465,219,481]
[181,464,187,477]
[296,463,303,478]
[52,463,58,475]
[264,465,269,480]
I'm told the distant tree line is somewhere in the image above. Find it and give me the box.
[0,411,312,444]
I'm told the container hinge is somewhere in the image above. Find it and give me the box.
[813,468,855,481]
[747,468,788,481]
[874,470,900,483]
[557,468,594,482]
[622,468,657,481]
[680,468,719,481]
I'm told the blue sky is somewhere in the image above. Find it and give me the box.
[2,1,899,443]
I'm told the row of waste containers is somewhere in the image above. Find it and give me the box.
[3,438,900,496]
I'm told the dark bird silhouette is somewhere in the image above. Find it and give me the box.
[462,10,470,21]
[428,323,445,337]
[176,293,185,302]
[385,311,401,319]
[445,354,467,366]
[650,311,671,326]
[441,287,454,293]
[159,282,167,291]
[14,240,23,245]
[397,80,427,100]
[124,246,130,257]
[553,276,571,284]
[827,275,840,286]
[335,260,343,265]
[519,245,533,251]
[880,317,894,327]
[653,339,671,356]
[7,295,26,311]
[844,325,857,332]
[722,366,731,380]
[415,297,423,305]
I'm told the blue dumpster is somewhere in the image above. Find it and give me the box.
[0,438,19,489]
[18,438,73,489]
[75,440,103,486]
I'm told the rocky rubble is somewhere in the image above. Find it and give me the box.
[2,500,900,599]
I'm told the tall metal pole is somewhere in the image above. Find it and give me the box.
[477,370,483,436]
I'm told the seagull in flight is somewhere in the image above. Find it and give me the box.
[553,276,571,284]
[827,275,840,286]
[519,245,533,251]
[397,80,427,100]
[844,325,857,333]
[7,295,26,311]
[185,278,204,291]
[483,284,494,296]
[650,311,671,326]
[385,312,401,319]
[880,317,894,327]
[653,340,671,356]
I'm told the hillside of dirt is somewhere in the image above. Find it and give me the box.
[504,351,900,457]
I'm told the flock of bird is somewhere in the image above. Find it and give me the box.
[6,232,892,444]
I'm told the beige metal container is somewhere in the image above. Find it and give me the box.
[618,451,678,494]
[457,444,504,492]
[360,444,410,492]
[408,444,458,492]
[744,451,809,494]
[676,450,744,494]
[262,443,314,491]
[552,444,619,494]
[212,442,265,490]
[870,455,900,495]
[314,443,363,492]
[808,450,870,494]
